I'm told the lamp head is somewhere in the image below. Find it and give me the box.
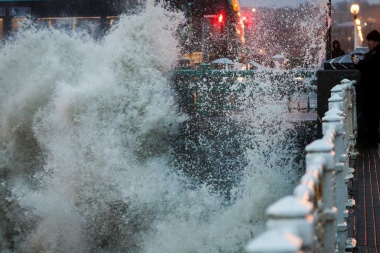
[350,4,360,15]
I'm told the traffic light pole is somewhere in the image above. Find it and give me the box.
[201,19,210,63]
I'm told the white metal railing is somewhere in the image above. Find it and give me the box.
[245,79,357,253]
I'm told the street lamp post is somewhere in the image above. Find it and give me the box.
[355,18,362,46]
[350,3,360,50]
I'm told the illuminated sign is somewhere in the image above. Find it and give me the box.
[9,7,31,17]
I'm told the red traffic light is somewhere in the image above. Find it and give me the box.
[218,13,223,23]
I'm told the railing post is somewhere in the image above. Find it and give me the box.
[245,228,302,253]
[301,163,324,252]
[351,81,358,146]
[323,110,347,253]
[340,79,355,150]
[341,79,357,150]
[305,139,337,253]
[245,196,313,253]
[340,80,357,251]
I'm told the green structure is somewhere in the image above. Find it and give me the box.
[173,64,317,117]
[173,64,255,116]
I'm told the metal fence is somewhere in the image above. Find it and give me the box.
[245,79,358,253]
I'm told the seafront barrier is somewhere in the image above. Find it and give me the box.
[245,79,357,253]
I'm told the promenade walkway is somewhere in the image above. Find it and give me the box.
[351,146,380,253]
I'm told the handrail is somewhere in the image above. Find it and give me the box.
[245,79,357,253]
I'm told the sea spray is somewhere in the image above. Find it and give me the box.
[0,4,189,252]
[0,1,322,253]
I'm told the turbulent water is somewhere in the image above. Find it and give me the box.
[0,1,324,253]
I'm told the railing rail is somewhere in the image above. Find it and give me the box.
[245,79,357,253]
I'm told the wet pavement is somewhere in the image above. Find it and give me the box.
[351,146,380,253]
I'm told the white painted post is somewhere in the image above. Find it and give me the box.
[305,139,337,253]
[340,79,355,150]
[266,196,314,248]
[340,154,350,217]
[322,110,347,252]
[325,91,350,253]
[340,80,357,251]
[303,163,324,252]
[304,163,324,207]
[245,228,302,253]
[328,93,344,112]
[349,81,358,145]
[245,195,314,253]
[341,152,357,252]
[331,84,343,96]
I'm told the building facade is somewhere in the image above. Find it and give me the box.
[0,0,138,41]
[0,0,243,63]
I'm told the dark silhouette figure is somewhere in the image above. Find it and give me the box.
[332,40,345,58]
[352,30,380,148]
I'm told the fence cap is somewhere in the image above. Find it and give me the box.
[294,184,315,201]
[340,79,351,84]
[331,85,343,92]
[325,107,343,116]
[340,78,356,87]
[328,93,343,103]
[266,196,313,218]
[245,229,302,253]
[340,79,355,89]
[305,139,333,153]
[322,112,344,122]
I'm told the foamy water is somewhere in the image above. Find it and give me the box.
[0,1,325,252]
